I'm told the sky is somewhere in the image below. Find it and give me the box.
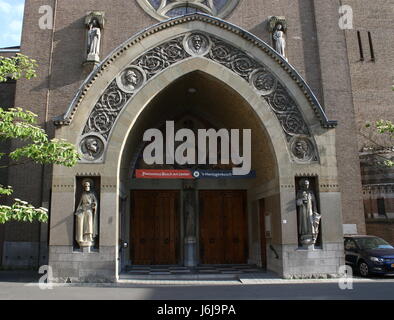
[0,0,25,48]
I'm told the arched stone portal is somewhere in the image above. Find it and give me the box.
[49,14,344,282]
[120,70,279,269]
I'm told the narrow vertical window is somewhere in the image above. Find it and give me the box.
[357,31,364,61]
[368,31,375,62]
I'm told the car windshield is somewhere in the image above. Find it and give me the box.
[354,237,394,250]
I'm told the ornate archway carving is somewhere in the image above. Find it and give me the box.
[54,14,337,165]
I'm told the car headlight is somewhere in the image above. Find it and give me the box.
[370,257,384,263]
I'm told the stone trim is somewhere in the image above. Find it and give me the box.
[77,31,321,164]
[362,183,394,194]
[136,0,240,21]
[53,13,337,130]
[79,32,318,162]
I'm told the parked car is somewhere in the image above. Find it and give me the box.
[344,235,394,277]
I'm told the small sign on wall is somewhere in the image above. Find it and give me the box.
[343,224,358,235]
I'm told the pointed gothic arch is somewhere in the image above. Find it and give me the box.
[49,14,343,281]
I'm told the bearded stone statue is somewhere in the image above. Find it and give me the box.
[296,179,321,247]
[75,180,99,249]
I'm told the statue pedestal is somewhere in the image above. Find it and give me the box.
[82,246,91,253]
[83,60,99,73]
[87,53,100,63]
[298,244,315,251]
[184,237,197,267]
[78,241,94,253]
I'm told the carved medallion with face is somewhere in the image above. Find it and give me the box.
[185,33,211,56]
[290,137,315,162]
[117,67,145,93]
[250,69,278,96]
[80,136,104,161]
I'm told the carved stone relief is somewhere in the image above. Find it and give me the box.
[116,66,146,93]
[81,32,318,163]
[80,135,105,161]
[250,69,278,96]
[290,136,316,162]
[184,33,211,56]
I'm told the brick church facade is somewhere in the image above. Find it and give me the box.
[0,0,392,281]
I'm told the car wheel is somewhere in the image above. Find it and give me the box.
[358,261,369,277]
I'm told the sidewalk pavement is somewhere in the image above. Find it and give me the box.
[1,270,394,287]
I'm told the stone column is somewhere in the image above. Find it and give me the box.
[183,181,197,267]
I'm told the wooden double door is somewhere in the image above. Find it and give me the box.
[131,190,180,265]
[131,189,248,265]
[199,190,248,264]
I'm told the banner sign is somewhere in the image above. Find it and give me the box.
[135,170,194,179]
[192,170,256,179]
[135,169,256,179]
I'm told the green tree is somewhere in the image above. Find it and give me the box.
[364,120,394,167]
[0,54,79,223]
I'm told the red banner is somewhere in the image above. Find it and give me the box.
[135,169,194,179]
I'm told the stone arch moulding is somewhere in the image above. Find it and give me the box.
[54,13,337,166]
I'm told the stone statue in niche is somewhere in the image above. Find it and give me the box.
[273,23,287,61]
[75,179,99,250]
[85,12,105,64]
[87,18,101,62]
[268,16,288,61]
[296,179,321,247]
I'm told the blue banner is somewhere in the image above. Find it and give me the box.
[192,170,256,179]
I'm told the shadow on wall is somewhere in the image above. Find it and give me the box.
[32,17,88,93]
[298,0,323,104]
[249,19,271,44]
[249,5,324,105]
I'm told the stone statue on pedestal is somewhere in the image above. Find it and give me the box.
[268,16,288,61]
[87,18,101,62]
[296,179,321,247]
[273,23,287,61]
[75,179,99,249]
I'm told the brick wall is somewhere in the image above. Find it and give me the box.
[366,220,394,246]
